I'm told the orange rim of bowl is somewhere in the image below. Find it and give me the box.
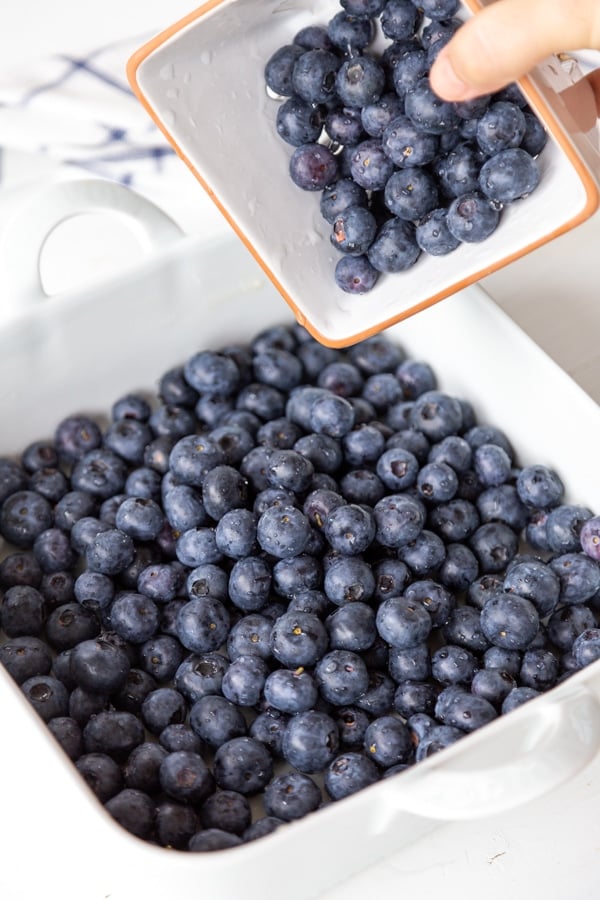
[127,0,600,348]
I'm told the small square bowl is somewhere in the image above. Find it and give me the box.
[127,0,600,347]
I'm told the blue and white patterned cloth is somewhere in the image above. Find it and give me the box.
[0,35,225,236]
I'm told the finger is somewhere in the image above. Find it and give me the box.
[585,68,600,116]
[430,0,600,101]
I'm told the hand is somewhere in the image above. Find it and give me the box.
[429,0,600,113]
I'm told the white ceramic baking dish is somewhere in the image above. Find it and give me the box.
[0,179,599,900]
[127,0,600,346]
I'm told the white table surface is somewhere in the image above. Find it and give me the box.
[1,3,600,899]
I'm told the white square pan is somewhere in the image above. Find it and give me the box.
[127,0,600,347]
[1,180,600,900]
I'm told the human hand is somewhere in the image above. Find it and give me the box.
[429,0,600,112]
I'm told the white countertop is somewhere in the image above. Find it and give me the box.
[1,3,599,899]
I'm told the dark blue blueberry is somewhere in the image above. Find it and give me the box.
[0,550,43,589]
[295,433,344,474]
[431,644,478,686]
[141,687,187,735]
[176,597,230,653]
[158,367,199,408]
[221,654,269,707]
[403,578,454,627]
[112,668,157,715]
[253,351,304,394]
[282,709,340,773]
[471,668,516,707]
[404,76,460,135]
[188,829,243,851]
[264,43,305,96]
[123,741,169,794]
[503,559,560,617]
[124,467,162,501]
[446,191,501,242]
[290,142,339,191]
[21,673,70,722]
[416,461,459,503]
[336,56,386,109]
[169,434,227,487]
[410,390,463,441]
[85,527,135,576]
[110,591,160,644]
[143,436,177,474]
[155,799,200,850]
[276,95,325,146]
[139,634,184,681]
[349,139,395,191]
[189,694,246,749]
[397,528,446,576]
[228,556,272,612]
[519,648,560,691]
[382,115,439,169]
[388,643,431,682]
[354,669,395,716]
[149,404,197,439]
[68,685,108,726]
[70,448,128,500]
[315,649,369,706]
[45,602,100,651]
[361,91,404,137]
[83,709,145,761]
[572,628,600,669]
[47,715,84,761]
[257,505,311,558]
[373,493,427,547]
[290,49,340,105]
[163,484,207,533]
[550,552,600,605]
[479,148,540,202]
[476,101,527,155]
[214,508,257,560]
[201,465,248,521]
[115,497,165,542]
[213,736,273,795]
[434,142,483,199]
[342,425,386,468]
[322,503,375,555]
[39,570,74,608]
[545,504,593,554]
[287,589,330,618]
[501,686,540,714]
[321,178,369,227]
[263,771,322,822]
[325,751,379,800]
[375,447,419,492]
[520,111,548,156]
[341,0,386,17]
[380,0,421,38]
[364,714,413,767]
[137,562,183,604]
[159,750,215,805]
[0,584,46,637]
[0,635,52,684]
[257,418,302,451]
[325,601,377,652]
[384,168,439,221]
[323,556,375,605]
[76,752,124,803]
[434,686,497,733]
[28,467,69,503]
[327,10,375,51]
[0,489,54,549]
[548,605,597,656]
[21,441,58,473]
[263,667,318,714]
[272,553,322,599]
[324,105,365,146]
[174,652,228,703]
[429,498,480,543]
[476,484,528,530]
[516,463,563,509]
[176,526,223,568]
[103,418,152,465]
[209,423,256,464]
[393,679,438,717]
[265,449,313,493]
[253,487,297,517]
[394,360,436,401]
[480,592,539,650]
[331,205,378,257]
[186,563,229,601]
[483,646,522,676]
[469,520,519,574]
[415,207,461,255]
[53,491,98,533]
[270,610,329,667]
[184,349,242,396]
[472,443,513,487]
[442,605,489,653]
[54,414,102,463]
[69,637,130,694]
[376,595,432,648]
[0,458,27,504]
[200,790,251,836]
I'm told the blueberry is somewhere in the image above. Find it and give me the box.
[501,686,540,714]
[188,829,243,851]
[137,562,183,604]
[54,414,102,463]
[391,47,429,97]
[331,205,378,257]
[361,91,405,137]
[109,591,160,644]
[384,168,439,222]
[479,147,540,202]
[405,76,460,134]
[271,610,329,667]
[350,139,396,191]
[47,715,84,761]
[364,715,413,767]
[69,637,131,694]
[476,102,527,155]
[415,208,461,255]
[76,752,124,803]
[0,584,46,637]
[516,463,564,509]
[0,635,52,684]
[104,418,152,465]
[483,646,522,676]
[85,527,135,576]
[442,605,489,653]
[221,655,269,708]
[174,652,228,703]
[198,791,251,838]
[471,668,516,707]
[70,449,128,500]
[159,750,215,805]
[169,434,226,488]
[327,11,375,52]
[519,648,560,691]
[321,178,369,226]
[159,724,203,755]
[189,695,246,748]
[550,553,600,605]
[336,56,386,109]
[141,687,187,735]
[163,484,207,533]
[382,114,439,168]
[139,634,184,681]
[581,515,600,562]
[520,111,548,156]
[469,521,519,573]
[176,526,223,568]
[434,142,482,199]
[393,679,438,717]
[83,710,145,761]
[155,800,200,849]
[434,686,497,733]
[276,95,325,146]
[28,467,69,503]
[476,484,528,530]
[228,556,272,612]
[380,0,421,39]
[323,556,376,606]
[263,772,322,822]
[264,43,305,96]
[45,602,100,651]
[253,350,304,392]
[214,736,273,795]
[480,592,539,650]
[257,505,311,558]
[373,493,426,547]
[282,709,340,773]
[325,751,379,799]
[572,628,600,669]
[0,489,54,548]
[545,504,593,554]
[21,674,69,722]
[376,596,432,649]
[176,597,230,653]
[503,559,560,618]
[112,668,158,715]
[446,192,501,242]
[415,723,465,760]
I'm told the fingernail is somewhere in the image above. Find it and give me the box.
[431,52,476,101]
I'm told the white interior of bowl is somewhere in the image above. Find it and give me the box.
[134,0,596,344]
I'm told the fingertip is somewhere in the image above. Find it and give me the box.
[429,49,482,102]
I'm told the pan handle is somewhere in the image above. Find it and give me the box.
[0,178,183,312]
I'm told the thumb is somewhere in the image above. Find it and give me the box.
[429,0,600,101]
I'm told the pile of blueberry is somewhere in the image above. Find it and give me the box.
[264,0,546,293]
[1,322,599,854]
